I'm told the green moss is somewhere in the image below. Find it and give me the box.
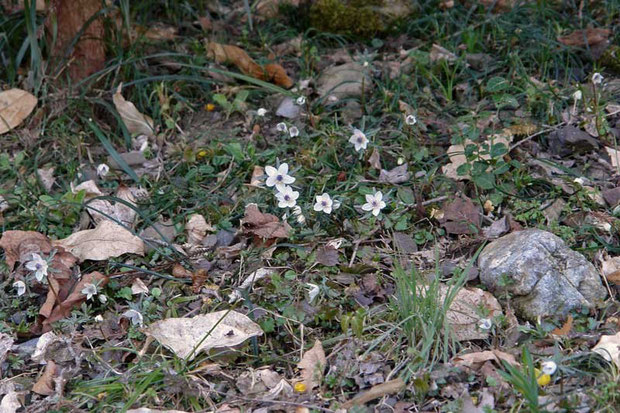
[599,45,620,73]
[309,0,385,38]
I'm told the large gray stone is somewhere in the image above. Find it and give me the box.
[478,229,606,320]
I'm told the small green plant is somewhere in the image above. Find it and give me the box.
[498,347,542,412]
[212,90,250,119]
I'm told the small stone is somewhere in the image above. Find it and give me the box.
[275,97,300,119]
[478,229,606,321]
[602,186,620,207]
[548,125,599,157]
[317,62,372,99]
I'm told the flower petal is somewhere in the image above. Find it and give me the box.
[279,163,289,175]
[265,165,277,177]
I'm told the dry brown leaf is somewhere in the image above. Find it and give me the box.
[378,164,410,184]
[113,83,155,137]
[47,0,105,81]
[453,350,519,368]
[37,167,56,192]
[53,220,145,262]
[186,214,214,245]
[255,0,300,19]
[131,278,149,295]
[250,165,265,187]
[0,230,51,270]
[135,24,178,41]
[558,28,611,47]
[0,89,37,135]
[146,310,263,360]
[315,245,339,266]
[42,272,108,330]
[87,184,139,227]
[297,340,326,390]
[342,378,406,409]
[241,203,292,240]
[368,148,381,170]
[606,270,620,285]
[0,332,13,367]
[442,286,502,341]
[592,332,620,368]
[32,360,58,396]
[206,41,293,88]
[430,44,457,63]
[127,409,189,413]
[551,315,573,336]
[437,196,482,235]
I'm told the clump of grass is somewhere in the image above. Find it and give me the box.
[391,261,468,376]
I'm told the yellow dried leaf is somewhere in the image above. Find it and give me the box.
[113,83,155,137]
[0,89,37,135]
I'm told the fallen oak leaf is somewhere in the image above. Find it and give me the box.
[241,203,292,240]
[0,230,52,270]
[41,272,108,331]
[205,41,293,88]
[453,350,519,369]
[592,331,620,368]
[0,88,38,135]
[146,310,263,360]
[32,360,58,396]
[551,315,573,336]
[297,340,326,390]
[113,83,155,137]
[557,28,611,47]
[53,220,145,262]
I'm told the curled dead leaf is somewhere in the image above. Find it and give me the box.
[0,89,37,135]
[206,41,293,88]
[241,203,292,240]
[558,28,611,47]
[113,83,155,137]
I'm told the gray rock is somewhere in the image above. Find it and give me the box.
[478,229,606,321]
[275,97,301,119]
[317,62,372,99]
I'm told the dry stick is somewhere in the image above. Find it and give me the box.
[341,377,406,409]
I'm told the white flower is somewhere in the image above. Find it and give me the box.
[122,309,144,326]
[99,294,108,304]
[573,177,585,185]
[265,163,295,192]
[276,122,288,133]
[296,96,306,105]
[478,318,492,330]
[313,193,333,214]
[541,360,557,375]
[397,157,405,165]
[361,191,386,217]
[405,114,417,125]
[81,283,98,301]
[572,90,582,101]
[306,283,320,303]
[97,163,109,178]
[94,314,104,322]
[13,280,26,296]
[25,253,48,282]
[349,129,368,152]
[292,205,306,224]
[289,126,300,137]
[592,72,603,85]
[257,108,267,117]
[275,186,299,208]
[139,140,149,152]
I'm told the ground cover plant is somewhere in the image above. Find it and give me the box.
[0,0,619,411]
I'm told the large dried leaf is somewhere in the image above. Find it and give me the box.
[443,131,513,181]
[113,84,155,137]
[316,245,339,266]
[32,361,58,396]
[0,89,37,135]
[453,350,519,368]
[0,332,13,367]
[87,184,139,227]
[241,203,292,240]
[47,0,105,81]
[558,28,611,47]
[206,41,293,88]
[592,332,620,368]
[146,310,263,360]
[297,340,326,390]
[442,286,502,341]
[0,230,52,270]
[53,220,145,262]
[437,196,482,235]
[378,164,410,184]
[42,272,108,330]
